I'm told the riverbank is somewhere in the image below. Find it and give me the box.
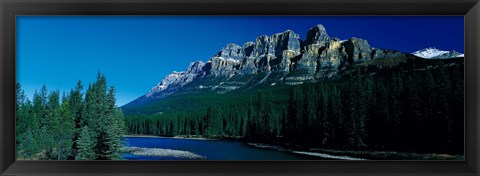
[309,148,464,160]
[122,134,218,141]
[121,136,315,160]
[122,146,205,159]
[247,143,366,160]
[123,135,463,160]
[247,142,463,160]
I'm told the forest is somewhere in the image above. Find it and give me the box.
[125,63,464,155]
[16,73,126,160]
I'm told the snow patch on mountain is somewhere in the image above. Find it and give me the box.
[412,47,449,58]
[412,47,464,59]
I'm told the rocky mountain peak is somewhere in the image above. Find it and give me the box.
[305,24,330,46]
[215,43,244,61]
[343,37,373,63]
[186,61,206,74]
[242,42,255,57]
[270,30,301,53]
[274,29,298,37]
[251,35,273,58]
[146,71,185,97]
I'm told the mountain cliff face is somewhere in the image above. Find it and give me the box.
[123,24,443,107]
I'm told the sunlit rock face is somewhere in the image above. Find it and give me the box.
[268,30,302,72]
[343,37,373,63]
[315,39,348,79]
[240,42,257,74]
[206,43,243,77]
[215,43,246,61]
[305,24,330,46]
[144,60,207,100]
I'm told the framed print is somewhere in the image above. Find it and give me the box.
[1,0,479,175]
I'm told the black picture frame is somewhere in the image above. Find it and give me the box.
[1,0,479,175]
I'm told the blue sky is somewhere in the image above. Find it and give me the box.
[16,16,464,106]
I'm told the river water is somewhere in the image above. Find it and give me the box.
[122,137,322,160]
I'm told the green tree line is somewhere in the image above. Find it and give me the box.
[16,73,126,160]
[125,63,463,154]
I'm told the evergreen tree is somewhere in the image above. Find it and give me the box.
[76,126,96,160]
[51,94,75,160]
[246,102,257,139]
[303,86,316,144]
[18,130,39,159]
[16,83,27,146]
[286,87,298,142]
[69,80,84,159]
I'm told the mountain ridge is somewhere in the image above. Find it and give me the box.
[123,24,462,109]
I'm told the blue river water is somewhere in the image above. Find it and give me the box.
[122,137,321,160]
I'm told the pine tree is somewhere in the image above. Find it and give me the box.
[281,107,287,138]
[329,85,343,147]
[389,72,404,147]
[255,92,265,138]
[303,86,316,144]
[285,86,304,143]
[51,94,75,160]
[240,109,248,137]
[422,69,437,149]
[370,81,389,147]
[355,75,368,147]
[18,129,39,159]
[69,80,84,159]
[35,85,49,129]
[42,90,60,159]
[16,83,27,146]
[102,86,124,159]
[76,126,96,160]
[294,86,304,141]
[246,102,257,139]
[262,93,274,139]
[319,89,330,146]
[449,65,464,153]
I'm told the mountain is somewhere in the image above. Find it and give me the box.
[122,24,462,113]
[412,47,464,59]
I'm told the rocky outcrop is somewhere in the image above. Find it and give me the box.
[315,39,348,78]
[145,61,206,99]
[297,34,373,79]
[305,24,330,46]
[297,25,336,79]
[268,30,302,72]
[185,61,207,81]
[343,37,373,63]
[145,71,185,99]
[240,42,257,74]
[215,43,246,61]
[206,43,243,77]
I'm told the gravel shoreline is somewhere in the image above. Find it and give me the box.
[247,143,366,160]
[122,135,218,141]
[123,147,206,159]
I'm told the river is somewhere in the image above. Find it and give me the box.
[122,136,325,160]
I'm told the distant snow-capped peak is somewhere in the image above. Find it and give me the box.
[412,47,464,59]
